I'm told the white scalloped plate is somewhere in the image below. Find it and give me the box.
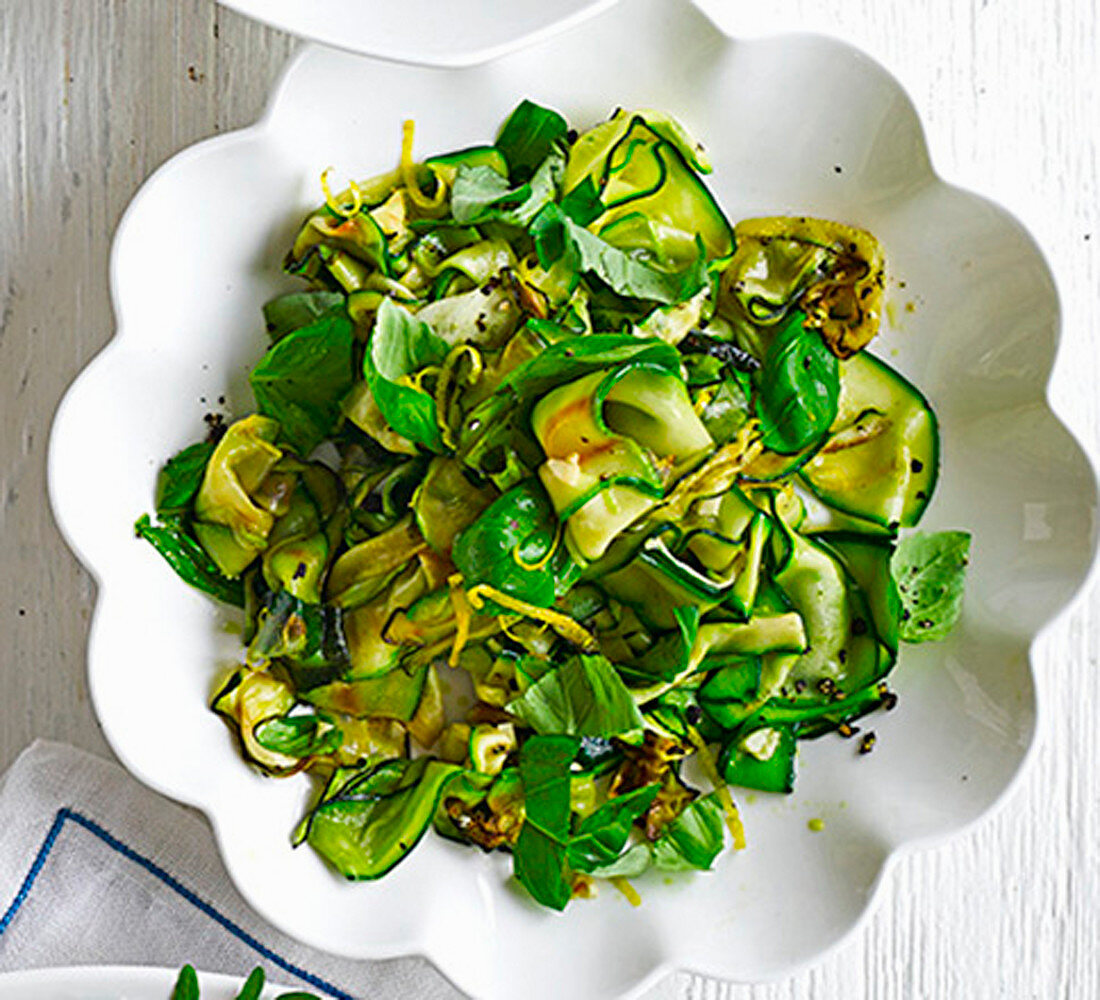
[216,0,621,67]
[48,1,1098,997]
[0,966,292,999]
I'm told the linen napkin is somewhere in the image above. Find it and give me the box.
[0,741,688,999]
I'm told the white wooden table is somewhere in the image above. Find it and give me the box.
[1,1,1097,996]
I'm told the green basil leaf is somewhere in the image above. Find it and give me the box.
[506,654,645,738]
[630,606,700,681]
[530,203,708,305]
[567,783,660,872]
[172,966,200,1000]
[495,99,569,183]
[650,791,726,871]
[452,479,578,607]
[251,308,356,454]
[365,299,450,453]
[306,758,461,879]
[263,291,346,342]
[451,149,563,228]
[155,440,213,518]
[559,177,604,227]
[134,514,245,606]
[891,530,971,642]
[585,841,652,879]
[513,734,578,910]
[234,968,266,1000]
[755,310,840,454]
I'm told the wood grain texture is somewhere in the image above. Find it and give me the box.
[0,1,1096,997]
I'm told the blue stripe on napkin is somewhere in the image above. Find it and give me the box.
[0,807,355,1000]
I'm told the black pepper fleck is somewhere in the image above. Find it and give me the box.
[911,458,924,473]
[851,617,868,636]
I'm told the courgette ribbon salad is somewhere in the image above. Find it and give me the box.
[137,102,972,911]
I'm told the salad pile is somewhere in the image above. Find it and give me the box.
[137,102,971,910]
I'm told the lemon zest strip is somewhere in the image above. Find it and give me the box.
[609,877,642,907]
[447,574,472,668]
[687,727,747,849]
[465,584,598,652]
[401,120,447,210]
[320,167,363,219]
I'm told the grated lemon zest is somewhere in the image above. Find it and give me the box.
[465,585,598,652]
[687,728,747,849]
[401,120,447,210]
[447,574,472,668]
[610,877,642,907]
[320,167,363,219]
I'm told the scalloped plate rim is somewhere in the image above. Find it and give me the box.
[47,13,1100,998]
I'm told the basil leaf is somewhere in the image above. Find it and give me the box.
[251,308,356,454]
[754,310,839,454]
[506,654,645,738]
[495,99,569,183]
[585,841,652,879]
[530,203,708,305]
[365,299,450,453]
[650,792,726,871]
[891,530,971,642]
[559,177,604,227]
[451,149,563,228]
[155,440,213,518]
[253,715,343,759]
[630,606,700,681]
[306,758,461,879]
[134,514,244,607]
[452,479,577,607]
[514,734,578,911]
[234,968,266,1000]
[263,291,345,343]
[567,783,660,873]
[172,966,200,1000]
